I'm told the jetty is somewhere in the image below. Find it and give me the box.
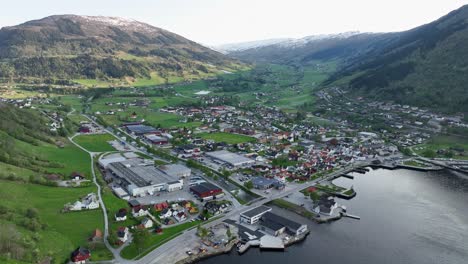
[341,212,361,220]
[341,174,355,179]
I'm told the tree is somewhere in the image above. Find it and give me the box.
[244,181,253,190]
[25,208,39,219]
[197,225,209,239]
[226,228,232,239]
[400,147,412,156]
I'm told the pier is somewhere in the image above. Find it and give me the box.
[341,212,361,220]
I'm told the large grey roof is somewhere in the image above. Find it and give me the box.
[262,212,303,231]
[241,205,272,218]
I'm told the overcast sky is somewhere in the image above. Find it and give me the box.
[1,0,467,45]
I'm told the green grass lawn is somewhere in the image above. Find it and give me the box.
[67,114,88,123]
[10,137,93,178]
[196,132,256,144]
[403,160,427,167]
[0,181,112,263]
[74,134,117,152]
[414,135,468,160]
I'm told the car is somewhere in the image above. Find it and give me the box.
[186,250,193,255]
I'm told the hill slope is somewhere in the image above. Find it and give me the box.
[226,5,468,113]
[224,32,395,65]
[0,15,243,85]
[327,5,468,113]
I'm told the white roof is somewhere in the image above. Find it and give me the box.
[206,150,254,166]
[99,156,127,168]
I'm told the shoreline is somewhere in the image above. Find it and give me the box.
[176,230,311,264]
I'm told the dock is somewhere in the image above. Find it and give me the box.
[341,174,355,179]
[341,212,360,220]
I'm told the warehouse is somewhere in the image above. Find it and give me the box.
[251,176,285,190]
[108,159,183,197]
[205,150,255,168]
[190,182,223,201]
[261,212,308,236]
[144,134,168,145]
[240,205,272,224]
[125,124,159,135]
[158,164,191,178]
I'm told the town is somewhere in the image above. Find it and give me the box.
[1,80,466,264]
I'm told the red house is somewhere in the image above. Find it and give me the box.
[153,202,169,212]
[79,126,91,133]
[190,182,222,199]
[71,247,90,263]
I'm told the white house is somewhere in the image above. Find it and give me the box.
[83,193,100,209]
[141,217,153,229]
[117,227,129,243]
[174,212,187,222]
[115,209,127,222]
[69,201,83,211]
[159,208,173,219]
[132,207,149,218]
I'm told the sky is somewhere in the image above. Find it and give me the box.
[1,0,467,45]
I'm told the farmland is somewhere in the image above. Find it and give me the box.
[74,134,117,152]
[0,181,112,263]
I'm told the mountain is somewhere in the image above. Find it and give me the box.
[226,5,468,113]
[327,5,468,113]
[214,38,294,54]
[223,31,387,65]
[0,15,243,85]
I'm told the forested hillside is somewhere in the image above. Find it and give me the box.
[0,15,244,86]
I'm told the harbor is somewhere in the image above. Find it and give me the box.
[197,168,468,264]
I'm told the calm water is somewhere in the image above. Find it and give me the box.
[197,169,468,264]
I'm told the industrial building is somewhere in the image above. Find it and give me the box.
[125,124,159,135]
[144,134,168,145]
[205,150,255,168]
[240,205,272,224]
[190,182,223,201]
[107,158,183,197]
[158,164,191,178]
[251,176,285,190]
[260,212,308,236]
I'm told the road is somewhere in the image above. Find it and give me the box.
[68,135,124,262]
[136,165,357,264]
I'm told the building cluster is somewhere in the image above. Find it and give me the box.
[65,193,100,211]
[100,155,190,198]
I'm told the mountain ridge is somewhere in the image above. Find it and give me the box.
[0,15,243,85]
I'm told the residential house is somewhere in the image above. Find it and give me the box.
[132,206,148,218]
[117,227,129,243]
[141,217,154,229]
[71,247,91,264]
[159,208,173,219]
[89,229,103,242]
[115,208,128,222]
[313,195,338,216]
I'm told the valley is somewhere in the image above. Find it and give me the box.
[0,4,468,264]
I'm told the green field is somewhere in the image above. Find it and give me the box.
[197,132,256,144]
[6,135,93,178]
[414,135,468,160]
[74,134,116,152]
[0,181,112,263]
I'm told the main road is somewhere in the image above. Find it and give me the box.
[136,164,360,264]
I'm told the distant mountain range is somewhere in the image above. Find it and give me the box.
[214,31,362,54]
[224,5,468,113]
[0,15,242,84]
